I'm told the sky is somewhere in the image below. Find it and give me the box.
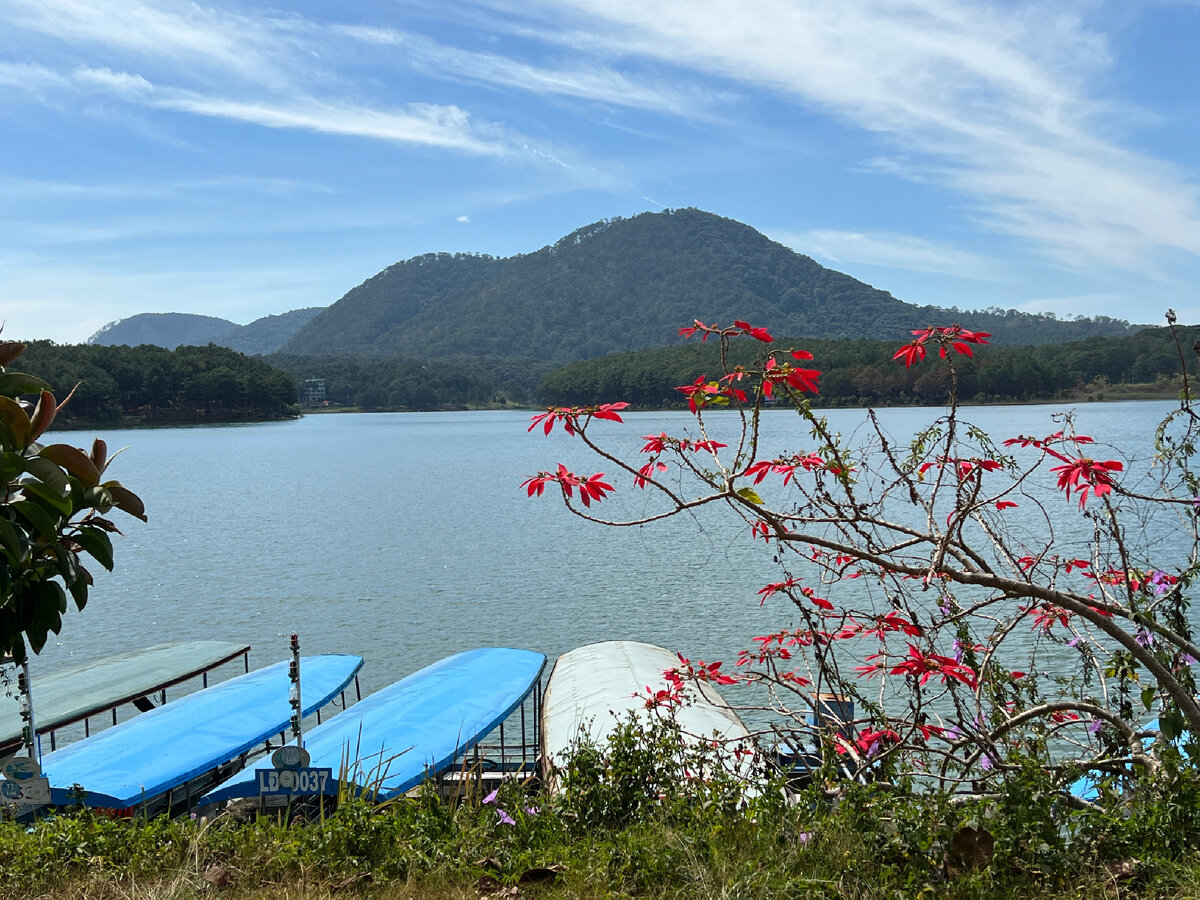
[2,0,1200,344]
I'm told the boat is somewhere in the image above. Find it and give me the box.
[0,640,251,757]
[31,653,363,814]
[540,640,755,792]
[200,647,546,806]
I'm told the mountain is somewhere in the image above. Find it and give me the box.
[281,209,1143,367]
[215,308,324,355]
[89,313,236,350]
[89,308,323,354]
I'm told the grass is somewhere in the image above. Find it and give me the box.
[7,722,1200,899]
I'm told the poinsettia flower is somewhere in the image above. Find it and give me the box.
[733,320,774,342]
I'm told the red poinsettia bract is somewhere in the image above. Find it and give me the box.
[521,463,615,507]
[893,325,991,369]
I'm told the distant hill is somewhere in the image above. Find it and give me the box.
[216,308,324,355]
[282,209,1144,368]
[89,308,323,354]
[90,312,236,349]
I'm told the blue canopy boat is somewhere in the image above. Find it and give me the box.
[201,647,546,806]
[32,654,362,814]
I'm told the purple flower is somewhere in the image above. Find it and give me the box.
[939,597,953,616]
[1087,718,1103,735]
[1183,653,1198,666]
[496,809,515,826]
[1151,571,1171,596]
[798,832,813,845]
[482,788,499,805]
[523,805,540,816]
[1135,630,1154,649]
[1067,636,1082,648]
[980,753,995,771]
[952,639,965,664]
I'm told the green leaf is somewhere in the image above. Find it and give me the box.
[1162,711,1185,742]
[19,478,73,517]
[73,528,114,571]
[39,444,101,486]
[0,373,51,398]
[1141,686,1156,711]
[23,455,70,500]
[0,516,25,563]
[68,561,91,611]
[27,581,66,651]
[736,486,763,504]
[13,498,62,540]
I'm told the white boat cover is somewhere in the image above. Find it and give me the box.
[541,640,754,789]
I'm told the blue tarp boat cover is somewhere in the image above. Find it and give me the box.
[37,654,363,808]
[202,647,545,805]
[0,640,250,751]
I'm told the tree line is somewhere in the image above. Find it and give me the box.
[18,341,298,427]
[537,324,1198,407]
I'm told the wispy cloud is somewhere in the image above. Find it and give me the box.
[335,24,732,120]
[774,228,1006,281]
[495,0,1200,271]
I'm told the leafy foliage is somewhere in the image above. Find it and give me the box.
[0,340,145,662]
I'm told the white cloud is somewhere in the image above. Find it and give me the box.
[497,0,1200,272]
[775,228,1005,281]
[335,23,732,120]
[456,215,471,223]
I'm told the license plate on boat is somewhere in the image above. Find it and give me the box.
[256,767,333,795]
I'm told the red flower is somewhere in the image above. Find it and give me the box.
[1050,456,1123,507]
[733,320,774,343]
[520,464,613,506]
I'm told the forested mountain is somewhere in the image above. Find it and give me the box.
[283,209,1142,369]
[538,325,1200,408]
[217,308,324,354]
[18,341,297,426]
[89,308,323,354]
[89,313,236,349]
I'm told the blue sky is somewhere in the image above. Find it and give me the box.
[2,0,1199,344]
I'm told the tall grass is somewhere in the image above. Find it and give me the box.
[4,719,1200,898]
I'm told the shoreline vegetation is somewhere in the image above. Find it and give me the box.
[4,724,1200,900]
[17,322,1199,429]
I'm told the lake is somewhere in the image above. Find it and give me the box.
[21,399,1192,723]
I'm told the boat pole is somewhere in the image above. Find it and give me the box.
[288,633,303,749]
[18,659,39,763]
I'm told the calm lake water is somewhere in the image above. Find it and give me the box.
[21,400,1191,720]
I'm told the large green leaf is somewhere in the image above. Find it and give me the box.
[13,498,62,540]
[67,561,91,611]
[19,478,73,518]
[736,486,764,504]
[23,455,71,500]
[0,373,51,398]
[0,516,24,563]
[39,444,102,486]
[73,527,114,571]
